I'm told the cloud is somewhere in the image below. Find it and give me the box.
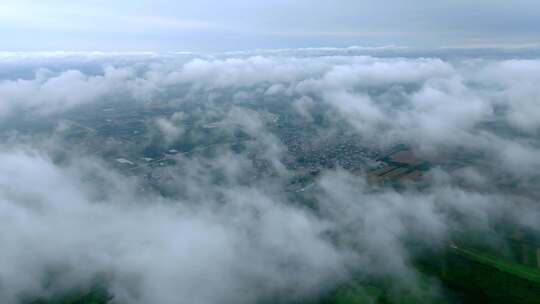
[2,142,536,303]
[0,52,538,139]
[154,112,186,145]
[2,51,539,176]
[0,149,347,304]
[0,66,139,117]
[474,59,540,133]
[1,49,540,303]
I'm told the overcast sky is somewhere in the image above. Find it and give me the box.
[0,0,539,52]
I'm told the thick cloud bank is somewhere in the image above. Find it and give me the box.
[2,52,540,137]
[1,49,540,303]
[0,150,347,304]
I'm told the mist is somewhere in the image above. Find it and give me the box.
[1,48,540,303]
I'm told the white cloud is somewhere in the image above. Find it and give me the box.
[0,150,345,304]
[155,113,186,145]
[0,66,139,117]
[2,50,540,302]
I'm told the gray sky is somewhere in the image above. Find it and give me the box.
[0,0,539,52]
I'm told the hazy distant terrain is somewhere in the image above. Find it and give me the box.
[1,48,540,303]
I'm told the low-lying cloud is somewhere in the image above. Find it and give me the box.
[1,48,540,303]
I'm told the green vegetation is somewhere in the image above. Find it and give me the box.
[450,246,540,283]
[26,289,110,304]
[321,276,455,304]
[422,246,540,304]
